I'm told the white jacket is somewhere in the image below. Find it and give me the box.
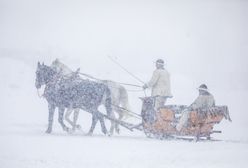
[147,68,172,97]
[190,94,215,110]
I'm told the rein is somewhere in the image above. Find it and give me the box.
[110,103,142,119]
[78,72,144,92]
[126,89,144,92]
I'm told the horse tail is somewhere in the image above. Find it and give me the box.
[104,86,113,117]
[119,86,131,115]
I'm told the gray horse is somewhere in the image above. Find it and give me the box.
[35,62,112,135]
[50,59,131,135]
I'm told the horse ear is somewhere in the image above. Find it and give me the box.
[38,62,41,67]
[42,62,44,66]
[139,97,144,101]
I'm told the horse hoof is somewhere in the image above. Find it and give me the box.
[107,131,113,136]
[86,132,93,136]
[63,127,69,132]
[76,125,81,130]
[102,129,108,135]
[45,129,52,134]
[68,129,75,134]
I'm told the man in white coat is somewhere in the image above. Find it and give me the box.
[143,59,173,110]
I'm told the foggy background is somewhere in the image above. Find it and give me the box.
[1,0,247,89]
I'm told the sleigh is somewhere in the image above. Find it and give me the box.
[140,97,232,141]
[96,96,231,141]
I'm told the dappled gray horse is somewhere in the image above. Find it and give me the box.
[35,62,112,135]
[50,59,131,135]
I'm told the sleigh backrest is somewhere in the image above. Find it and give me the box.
[159,108,175,121]
[189,106,230,126]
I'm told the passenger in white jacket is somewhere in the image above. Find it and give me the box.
[176,84,215,131]
[143,59,172,110]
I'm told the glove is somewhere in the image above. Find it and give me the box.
[142,84,148,90]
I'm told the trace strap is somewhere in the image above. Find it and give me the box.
[110,103,142,119]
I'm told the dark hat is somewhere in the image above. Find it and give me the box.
[197,84,209,92]
[155,59,164,65]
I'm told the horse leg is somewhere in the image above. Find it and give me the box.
[46,104,55,133]
[110,108,119,135]
[114,109,124,134]
[110,105,123,135]
[87,111,98,136]
[113,95,131,134]
[109,111,116,135]
[97,111,107,135]
[72,108,81,131]
[87,110,107,135]
[58,107,69,132]
[104,93,114,135]
[120,94,131,119]
[65,108,74,128]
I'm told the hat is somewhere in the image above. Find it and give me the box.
[197,84,209,92]
[155,59,164,65]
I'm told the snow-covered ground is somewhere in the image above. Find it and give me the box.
[1,0,248,167]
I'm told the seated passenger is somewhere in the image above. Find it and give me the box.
[176,84,215,131]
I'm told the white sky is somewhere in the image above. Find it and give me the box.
[0,0,248,90]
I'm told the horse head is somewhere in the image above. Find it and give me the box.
[35,62,56,89]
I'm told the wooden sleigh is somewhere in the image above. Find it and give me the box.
[141,98,232,141]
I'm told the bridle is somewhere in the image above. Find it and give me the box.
[36,65,58,99]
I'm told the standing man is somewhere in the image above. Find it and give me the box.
[143,59,173,110]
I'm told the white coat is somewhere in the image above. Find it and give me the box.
[146,68,172,97]
[176,93,215,131]
[190,94,215,110]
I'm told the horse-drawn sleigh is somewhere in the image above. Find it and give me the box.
[140,97,232,141]
[35,61,231,141]
[98,96,232,141]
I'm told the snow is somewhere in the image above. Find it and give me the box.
[1,133,248,168]
[1,0,248,167]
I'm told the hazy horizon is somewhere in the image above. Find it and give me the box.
[1,0,248,91]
